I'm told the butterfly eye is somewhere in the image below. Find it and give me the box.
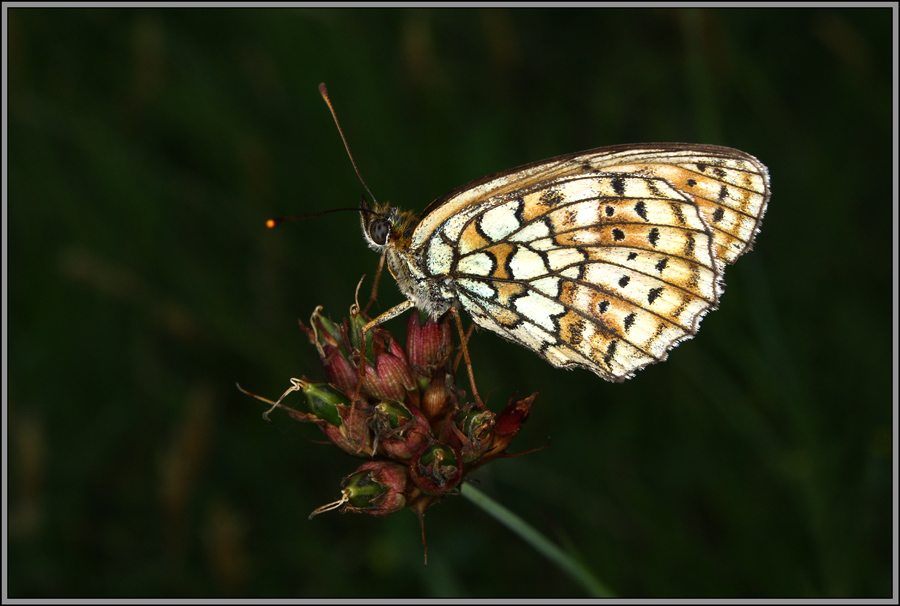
[369,218,391,246]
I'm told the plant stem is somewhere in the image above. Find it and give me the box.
[461,483,615,598]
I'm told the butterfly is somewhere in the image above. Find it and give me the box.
[358,143,769,383]
[309,85,770,383]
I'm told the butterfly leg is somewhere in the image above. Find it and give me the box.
[360,299,415,334]
[362,254,387,316]
[453,322,476,373]
[450,306,486,410]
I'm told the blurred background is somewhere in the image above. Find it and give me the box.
[7,8,894,598]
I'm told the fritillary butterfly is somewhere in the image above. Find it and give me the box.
[311,85,770,383]
[359,143,769,382]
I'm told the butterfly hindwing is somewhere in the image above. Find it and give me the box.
[406,143,768,381]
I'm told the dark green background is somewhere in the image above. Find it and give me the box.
[8,8,894,598]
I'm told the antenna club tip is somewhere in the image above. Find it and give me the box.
[318,82,328,96]
[266,218,278,229]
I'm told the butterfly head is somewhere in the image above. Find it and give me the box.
[359,196,417,254]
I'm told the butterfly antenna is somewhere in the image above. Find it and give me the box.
[266,207,378,229]
[319,83,379,207]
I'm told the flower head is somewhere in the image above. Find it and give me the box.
[243,304,538,546]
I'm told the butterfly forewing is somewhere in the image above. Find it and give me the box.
[405,143,769,381]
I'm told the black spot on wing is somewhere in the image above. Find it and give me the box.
[540,189,563,206]
[645,179,664,197]
[603,339,618,366]
[683,233,697,259]
[567,317,586,346]
[669,202,687,227]
[611,177,626,196]
[634,200,648,220]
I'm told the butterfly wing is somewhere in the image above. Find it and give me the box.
[411,144,769,381]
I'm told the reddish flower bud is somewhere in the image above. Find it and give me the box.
[488,393,537,455]
[406,311,453,377]
[357,326,416,402]
[371,400,432,460]
[321,350,358,395]
[309,461,409,519]
[409,440,463,496]
[322,404,375,458]
[303,308,358,394]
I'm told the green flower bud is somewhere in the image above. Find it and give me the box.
[409,440,462,496]
[309,461,408,519]
[300,382,349,427]
[449,407,496,463]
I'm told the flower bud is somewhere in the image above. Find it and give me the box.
[406,311,453,377]
[489,393,537,455]
[448,406,497,464]
[322,405,375,458]
[309,461,409,518]
[419,362,458,423]
[409,440,463,495]
[303,308,358,394]
[354,321,416,402]
[280,381,373,456]
[346,310,375,364]
[298,381,349,427]
[371,400,432,460]
[310,307,342,347]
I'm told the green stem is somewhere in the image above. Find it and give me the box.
[461,483,615,598]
